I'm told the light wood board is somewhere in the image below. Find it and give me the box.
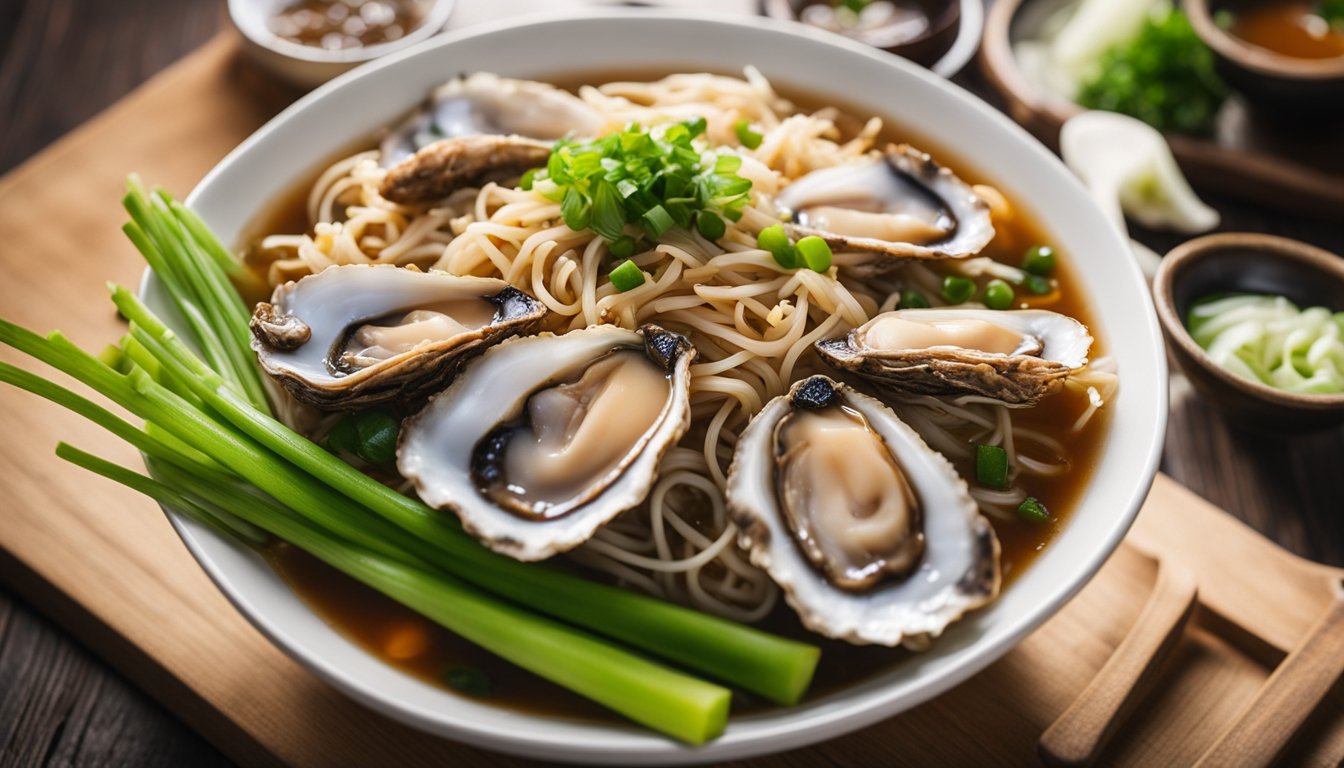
[1,33,1342,767]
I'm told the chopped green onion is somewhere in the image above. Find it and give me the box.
[757,224,801,268]
[1022,245,1056,276]
[609,259,646,292]
[898,289,929,309]
[443,665,492,697]
[975,444,1009,489]
[983,279,1015,310]
[642,205,675,238]
[942,275,976,304]
[795,236,832,273]
[327,410,398,465]
[608,235,637,259]
[1024,274,1053,296]
[697,211,726,241]
[685,115,707,138]
[519,168,539,191]
[733,119,764,150]
[1017,497,1051,524]
[561,186,590,232]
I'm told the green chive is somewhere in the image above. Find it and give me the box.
[975,444,1009,489]
[520,168,539,191]
[757,224,800,268]
[591,180,627,242]
[609,259,645,292]
[561,186,590,232]
[642,205,675,238]
[1024,274,1053,295]
[609,235,637,258]
[898,289,929,309]
[733,119,764,150]
[1022,245,1056,276]
[942,275,976,304]
[697,211,726,241]
[1017,497,1051,524]
[352,411,399,465]
[685,116,707,138]
[983,279,1015,310]
[796,236,832,273]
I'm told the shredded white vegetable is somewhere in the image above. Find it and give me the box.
[1188,294,1344,394]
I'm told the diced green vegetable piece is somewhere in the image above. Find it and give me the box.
[353,411,398,465]
[1024,274,1052,296]
[642,205,675,238]
[608,235,636,258]
[796,236,832,273]
[757,224,800,268]
[1022,245,1056,276]
[1017,497,1051,524]
[734,119,764,150]
[609,259,646,292]
[983,279,1015,310]
[976,444,1009,489]
[942,275,976,304]
[898,289,929,309]
[697,211,726,241]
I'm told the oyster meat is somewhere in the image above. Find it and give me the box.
[398,324,695,561]
[250,265,546,410]
[773,145,994,272]
[727,375,1000,646]
[816,308,1092,405]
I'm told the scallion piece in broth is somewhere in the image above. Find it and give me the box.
[975,444,1009,489]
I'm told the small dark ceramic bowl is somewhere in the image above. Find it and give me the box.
[1186,0,1344,121]
[1154,233,1344,432]
[760,0,961,67]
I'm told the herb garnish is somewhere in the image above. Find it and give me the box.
[524,118,753,248]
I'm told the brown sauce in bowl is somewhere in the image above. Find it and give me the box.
[1231,2,1344,60]
[269,0,430,51]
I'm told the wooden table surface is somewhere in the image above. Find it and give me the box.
[1,1,1341,765]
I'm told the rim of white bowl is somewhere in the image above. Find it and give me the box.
[153,8,1168,764]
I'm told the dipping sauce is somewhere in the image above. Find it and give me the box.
[268,0,431,50]
[1231,2,1344,60]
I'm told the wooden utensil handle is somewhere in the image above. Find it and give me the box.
[1194,579,1344,767]
[1039,560,1199,767]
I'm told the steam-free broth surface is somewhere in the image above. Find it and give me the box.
[245,75,1110,719]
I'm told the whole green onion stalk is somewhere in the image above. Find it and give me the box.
[0,179,822,743]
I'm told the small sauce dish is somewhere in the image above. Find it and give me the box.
[760,0,962,67]
[229,0,456,89]
[1154,232,1344,431]
[1186,0,1344,121]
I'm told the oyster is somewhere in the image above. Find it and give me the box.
[816,308,1092,405]
[380,73,606,167]
[378,73,608,204]
[727,376,1000,647]
[773,145,994,272]
[250,265,546,410]
[398,324,696,561]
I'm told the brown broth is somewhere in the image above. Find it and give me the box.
[1232,2,1344,60]
[269,0,431,51]
[246,74,1111,720]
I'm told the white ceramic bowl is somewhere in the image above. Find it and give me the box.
[229,0,456,88]
[162,9,1167,764]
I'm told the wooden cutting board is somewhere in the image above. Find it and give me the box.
[1,34,1342,767]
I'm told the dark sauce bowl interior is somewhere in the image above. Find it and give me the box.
[1186,0,1344,121]
[1154,233,1344,432]
[760,0,961,67]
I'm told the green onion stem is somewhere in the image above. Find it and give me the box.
[2,312,819,705]
[62,445,731,745]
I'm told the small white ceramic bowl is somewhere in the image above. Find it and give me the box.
[228,0,456,88]
[162,9,1167,764]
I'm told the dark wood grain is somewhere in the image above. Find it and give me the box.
[0,1,1341,767]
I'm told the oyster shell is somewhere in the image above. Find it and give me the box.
[250,265,546,410]
[379,73,606,167]
[773,145,994,272]
[816,308,1092,405]
[727,375,1000,647]
[398,324,696,561]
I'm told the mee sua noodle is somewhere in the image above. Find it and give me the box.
[247,70,1118,639]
